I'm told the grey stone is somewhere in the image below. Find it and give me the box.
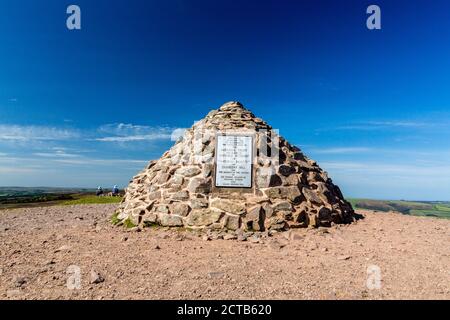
[158,213,184,227]
[155,205,169,214]
[157,172,170,184]
[272,201,292,213]
[187,177,211,194]
[223,233,237,240]
[190,197,209,209]
[245,205,265,231]
[223,214,240,230]
[13,276,27,288]
[210,199,245,215]
[176,166,201,177]
[148,191,161,200]
[186,209,222,226]
[264,186,302,202]
[302,187,322,205]
[142,212,158,225]
[90,270,105,284]
[169,175,184,186]
[169,203,190,217]
[170,190,189,201]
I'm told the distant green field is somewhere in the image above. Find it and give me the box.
[349,199,450,219]
[61,195,122,205]
[0,187,122,209]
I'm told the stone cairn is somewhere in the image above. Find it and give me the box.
[115,101,354,234]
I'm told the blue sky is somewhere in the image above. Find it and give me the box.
[1,0,450,200]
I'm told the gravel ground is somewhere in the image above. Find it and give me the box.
[0,204,449,300]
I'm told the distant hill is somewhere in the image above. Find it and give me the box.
[349,199,450,219]
[0,187,120,209]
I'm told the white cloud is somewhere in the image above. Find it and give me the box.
[52,158,147,165]
[0,125,79,141]
[95,134,171,142]
[33,151,80,158]
[96,123,181,142]
[170,128,187,141]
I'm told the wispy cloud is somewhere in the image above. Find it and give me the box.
[95,123,182,142]
[0,125,79,141]
[52,158,147,166]
[33,151,80,158]
[310,147,373,154]
[316,119,449,132]
[0,166,40,174]
[321,161,450,176]
[8,98,17,102]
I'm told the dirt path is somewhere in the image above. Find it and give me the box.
[0,204,449,300]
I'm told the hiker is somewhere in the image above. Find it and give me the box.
[112,185,119,196]
[96,186,104,196]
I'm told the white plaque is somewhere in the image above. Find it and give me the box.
[215,135,253,188]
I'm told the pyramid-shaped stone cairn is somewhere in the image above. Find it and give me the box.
[115,101,354,231]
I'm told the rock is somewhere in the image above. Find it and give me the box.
[170,191,189,201]
[245,205,265,231]
[261,202,274,218]
[158,213,184,227]
[176,166,201,177]
[272,201,292,213]
[248,235,261,243]
[256,170,282,188]
[54,245,71,253]
[157,172,170,184]
[13,276,27,288]
[263,186,302,202]
[174,234,185,241]
[169,203,190,217]
[223,233,237,240]
[43,259,56,265]
[186,210,222,226]
[337,255,351,261]
[267,240,285,250]
[155,205,169,214]
[153,245,161,250]
[190,197,209,209]
[90,270,105,284]
[210,199,245,215]
[148,191,161,200]
[237,234,247,241]
[169,175,184,186]
[187,177,211,194]
[223,214,241,230]
[302,188,322,205]
[266,216,287,231]
[318,207,332,222]
[278,165,296,176]
[142,212,158,225]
